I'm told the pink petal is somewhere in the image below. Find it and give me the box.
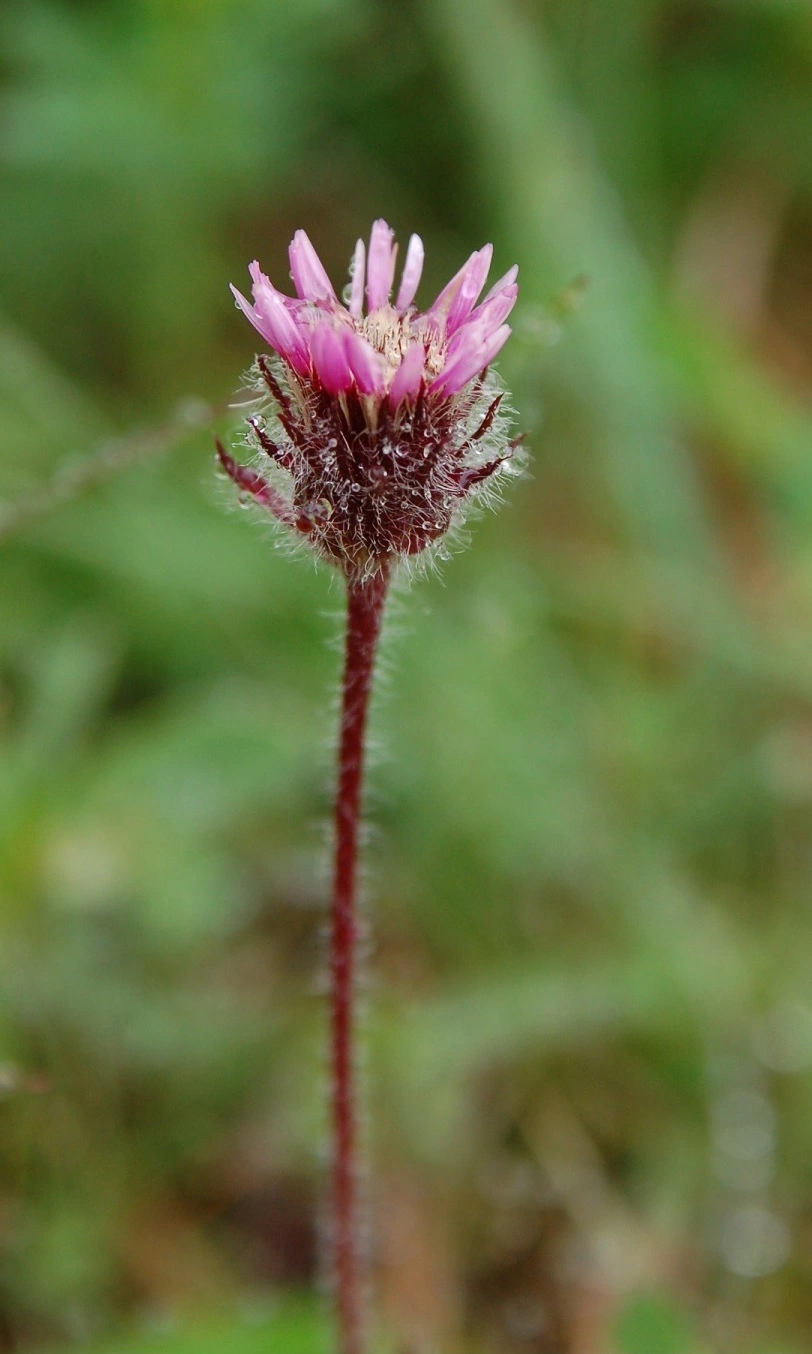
[429,323,511,397]
[343,329,386,396]
[429,245,490,326]
[480,264,518,306]
[395,233,424,312]
[248,260,300,321]
[288,229,336,303]
[388,342,425,408]
[428,252,474,322]
[445,244,493,333]
[349,238,366,319]
[448,285,518,355]
[366,219,396,311]
[231,282,260,330]
[310,322,353,395]
[231,264,309,372]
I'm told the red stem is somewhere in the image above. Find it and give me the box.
[330,562,390,1354]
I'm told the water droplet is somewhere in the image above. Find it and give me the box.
[341,283,353,305]
[327,437,338,449]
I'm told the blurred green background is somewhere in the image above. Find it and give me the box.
[1,1,812,1351]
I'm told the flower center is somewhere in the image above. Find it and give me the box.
[360,308,446,382]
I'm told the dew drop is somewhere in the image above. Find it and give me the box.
[341,283,353,305]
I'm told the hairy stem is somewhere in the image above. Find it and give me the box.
[330,562,390,1354]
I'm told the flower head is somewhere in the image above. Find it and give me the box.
[219,220,521,578]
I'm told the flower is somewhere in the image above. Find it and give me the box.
[219,219,520,578]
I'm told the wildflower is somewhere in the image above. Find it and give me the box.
[220,221,521,1354]
[219,219,520,578]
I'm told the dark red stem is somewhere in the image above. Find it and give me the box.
[330,562,390,1354]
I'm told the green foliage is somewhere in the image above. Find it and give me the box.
[41,1300,328,1354]
[1,0,812,1351]
[614,1292,697,1354]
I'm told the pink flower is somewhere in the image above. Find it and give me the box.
[220,220,520,577]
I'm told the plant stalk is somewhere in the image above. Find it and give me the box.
[330,561,390,1354]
